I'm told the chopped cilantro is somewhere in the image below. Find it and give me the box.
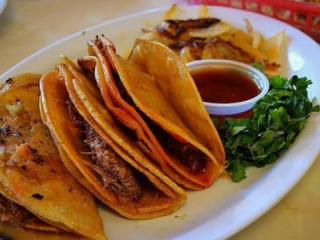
[252,61,263,71]
[216,75,319,182]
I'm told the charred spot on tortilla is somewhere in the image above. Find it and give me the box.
[32,156,44,165]
[31,194,43,200]
[27,146,37,154]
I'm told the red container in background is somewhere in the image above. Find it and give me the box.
[185,0,320,43]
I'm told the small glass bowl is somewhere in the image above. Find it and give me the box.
[186,59,269,115]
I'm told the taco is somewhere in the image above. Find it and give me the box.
[0,73,107,240]
[0,221,91,240]
[79,36,225,190]
[40,58,186,220]
[0,183,61,233]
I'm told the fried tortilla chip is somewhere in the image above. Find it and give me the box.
[40,62,186,219]
[139,5,287,76]
[0,73,107,240]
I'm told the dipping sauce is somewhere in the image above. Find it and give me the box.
[192,68,261,103]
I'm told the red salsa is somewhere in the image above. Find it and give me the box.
[191,68,260,104]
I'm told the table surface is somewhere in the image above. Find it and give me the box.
[1,0,319,239]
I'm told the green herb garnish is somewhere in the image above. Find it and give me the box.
[217,75,319,182]
[252,61,263,71]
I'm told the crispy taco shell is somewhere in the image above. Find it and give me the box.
[0,223,91,240]
[82,36,225,189]
[40,60,186,219]
[0,73,107,240]
[0,182,62,233]
[128,39,225,164]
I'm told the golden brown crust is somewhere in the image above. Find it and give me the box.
[40,62,186,219]
[89,36,224,189]
[0,73,107,240]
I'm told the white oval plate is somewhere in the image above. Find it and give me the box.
[1,6,320,240]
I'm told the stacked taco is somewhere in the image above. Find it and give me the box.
[78,36,225,190]
[40,57,186,219]
[0,73,106,240]
[39,36,225,220]
[0,30,225,239]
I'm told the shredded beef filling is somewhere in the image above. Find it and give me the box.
[84,125,141,200]
[67,101,141,200]
[144,117,206,173]
[0,194,31,225]
[113,77,207,173]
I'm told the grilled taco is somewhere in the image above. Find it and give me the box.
[40,58,186,219]
[0,183,61,233]
[79,36,225,190]
[0,220,91,240]
[0,73,107,240]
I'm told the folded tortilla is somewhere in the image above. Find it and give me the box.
[0,182,61,233]
[80,36,225,189]
[40,58,186,219]
[0,222,91,240]
[0,73,107,240]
